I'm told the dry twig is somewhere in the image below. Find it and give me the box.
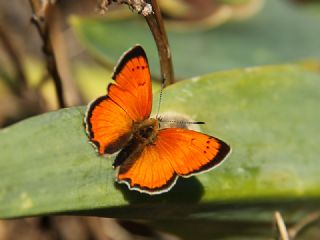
[29,0,83,108]
[98,0,175,86]
[29,0,65,107]
[145,0,174,86]
[273,211,290,240]
[97,0,152,15]
[273,210,320,240]
[288,211,320,239]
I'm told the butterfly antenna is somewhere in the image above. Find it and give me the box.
[155,78,166,119]
[159,120,206,125]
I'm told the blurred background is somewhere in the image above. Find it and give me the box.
[0,0,320,239]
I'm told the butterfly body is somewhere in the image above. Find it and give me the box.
[113,118,159,168]
[133,118,159,144]
[85,45,231,195]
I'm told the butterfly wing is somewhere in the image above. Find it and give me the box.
[156,128,230,177]
[85,45,152,154]
[108,45,152,121]
[85,96,133,154]
[116,128,230,194]
[116,142,177,194]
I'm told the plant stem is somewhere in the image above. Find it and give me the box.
[29,0,66,108]
[145,0,174,86]
[97,0,175,86]
[288,211,320,239]
[273,211,289,240]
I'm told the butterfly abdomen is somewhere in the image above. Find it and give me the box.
[113,138,143,169]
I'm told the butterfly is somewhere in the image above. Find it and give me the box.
[85,45,231,195]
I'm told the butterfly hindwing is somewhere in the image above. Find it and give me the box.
[116,142,177,194]
[116,128,230,194]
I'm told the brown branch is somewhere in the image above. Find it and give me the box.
[29,0,66,108]
[29,0,84,108]
[273,210,320,240]
[96,0,152,15]
[97,0,175,86]
[48,6,84,106]
[273,211,290,240]
[145,0,174,86]
[288,211,320,239]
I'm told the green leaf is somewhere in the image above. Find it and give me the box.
[0,63,320,220]
[71,0,320,78]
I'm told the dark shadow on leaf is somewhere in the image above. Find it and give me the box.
[114,176,204,204]
[66,177,204,219]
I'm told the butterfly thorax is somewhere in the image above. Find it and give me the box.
[133,118,159,144]
[113,118,159,168]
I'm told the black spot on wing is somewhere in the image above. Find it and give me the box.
[180,137,231,177]
[112,45,148,80]
[194,139,230,174]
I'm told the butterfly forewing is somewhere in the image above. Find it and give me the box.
[110,46,152,121]
[85,46,152,154]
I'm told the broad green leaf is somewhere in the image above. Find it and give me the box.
[71,0,320,78]
[0,63,319,221]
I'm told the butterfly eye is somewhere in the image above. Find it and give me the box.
[139,126,154,138]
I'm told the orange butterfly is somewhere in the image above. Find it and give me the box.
[85,45,231,195]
